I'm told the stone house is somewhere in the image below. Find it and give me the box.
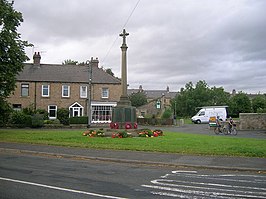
[7,52,121,124]
[128,85,178,118]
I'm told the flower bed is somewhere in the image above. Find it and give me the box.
[138,129,163,137]
[82,129,105,137]
[83,129,163,138]
[111,131,131,138]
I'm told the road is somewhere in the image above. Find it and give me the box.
[139,124,266,139]
[1,151,265,199]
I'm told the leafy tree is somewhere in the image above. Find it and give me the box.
[62,59,78,65]
[171,80,230,117]
[228,92,252,117]
[252,96,266,113]
[161,108,172,119]
[78,62,87,66]
[209,87,230,106]
[0,0,31,100]
[129,92,147,107]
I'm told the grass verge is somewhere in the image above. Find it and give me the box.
[0,129,265,158]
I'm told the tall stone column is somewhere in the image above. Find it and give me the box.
[118,29,131,106]
[111,29,137,129]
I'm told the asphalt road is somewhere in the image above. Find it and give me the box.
[1,152,265,199]
[139,124,266,139]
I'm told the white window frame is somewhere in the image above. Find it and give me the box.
[80,85,87,98]
[62,85,70,97]
[91,102,116,124]
[101,88,109,99]
[42,85,50,97]
[48,105,57,119]
[21,83,29,97]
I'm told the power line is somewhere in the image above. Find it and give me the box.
[102,0,141,64]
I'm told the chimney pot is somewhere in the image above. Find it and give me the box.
[33,51,41,65]
[90,57,99,68]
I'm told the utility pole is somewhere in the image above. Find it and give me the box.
[87,61,92,128]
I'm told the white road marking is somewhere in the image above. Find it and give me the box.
[150,179,266,195]
[172,170,197,174]
[142,170,266,198]
[153,179,266,191]
[171,172,266,184]
[142,184,266,199]
[0,177,127,199]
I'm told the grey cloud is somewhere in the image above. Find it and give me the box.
[14,0,266,93]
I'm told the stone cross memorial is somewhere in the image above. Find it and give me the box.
[111,29,137,129]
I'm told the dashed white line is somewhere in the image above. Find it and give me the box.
[0,177,127,199]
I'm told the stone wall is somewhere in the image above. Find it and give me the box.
[239,113,266,130]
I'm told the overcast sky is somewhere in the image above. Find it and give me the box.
[14,0,266,94]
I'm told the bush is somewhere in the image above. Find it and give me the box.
[0,99,12,127]
[36,109,49,120]
[31,114,44,128]
[44,119,61,124]
[10,111,32,127]
[57,108,69,125]
[69,116,88,124]
[161,108,172,119]
[22,104,35,115]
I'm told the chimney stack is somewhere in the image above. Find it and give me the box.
[33,52,41,65]
[90,57,99,68]
[139,85,143,92]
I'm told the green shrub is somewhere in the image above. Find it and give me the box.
[57,108,69,125]
[36,109,49,120]
[69,116,88,124]
[44,119,60,124]
[22,104,35,115]
[0,99,12,127]
[10,111,32,127]
[161,108,172,119]
[31,114,44,128]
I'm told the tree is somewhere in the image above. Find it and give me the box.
[62,59,78,65]
[129,92,147,107]
[171,80,230,117]
[209,87,230,106]
[252,96,266,113]
[0,0,31,100]
[161,108,172,119]
[0,0,31,125]
[228,92,252,117]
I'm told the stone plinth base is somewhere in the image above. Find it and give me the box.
[111,106,137,129]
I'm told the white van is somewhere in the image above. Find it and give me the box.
[191,106,228,124]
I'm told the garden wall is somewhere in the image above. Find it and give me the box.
[239,113,266,130]
[137,118,173,126]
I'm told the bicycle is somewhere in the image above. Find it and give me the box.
[214,124,227,135]
[228,124,237,135]
[223,123,237,135]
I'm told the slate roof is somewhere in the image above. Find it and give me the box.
[17,63,121,84]
[128,88,178,99]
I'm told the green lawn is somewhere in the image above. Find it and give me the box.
[0,129,265,158]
